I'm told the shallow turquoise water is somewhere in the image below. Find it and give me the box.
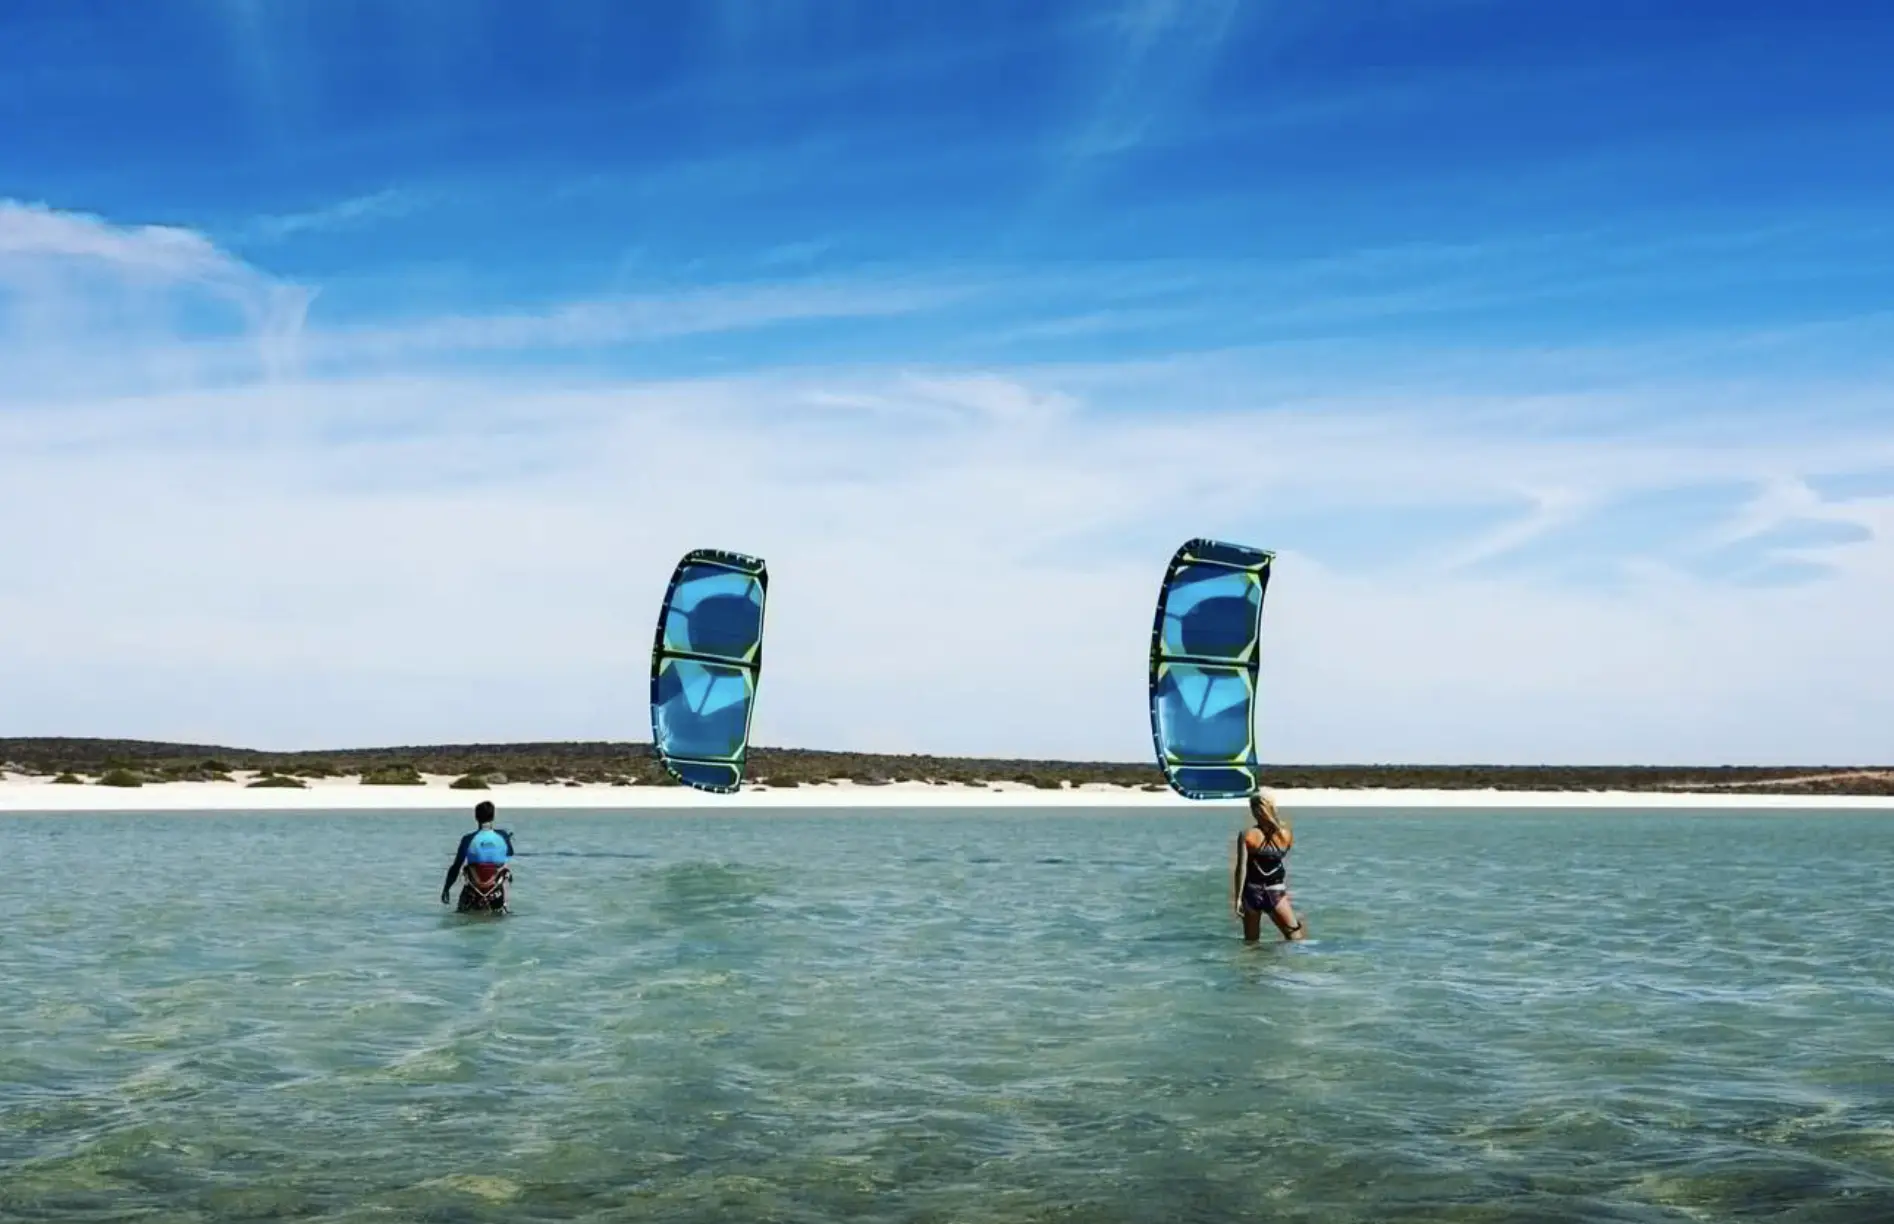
[3,807,1892,1223]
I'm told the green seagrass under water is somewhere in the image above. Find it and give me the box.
[2,807,1891,1223]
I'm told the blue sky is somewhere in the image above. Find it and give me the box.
[2,1,1892,763]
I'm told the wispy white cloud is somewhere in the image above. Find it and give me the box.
[1,199,256,281]
[24,201,1876,407]
[207,0,300,143]
[5,357,1890,762]
[0,199,984,397]
[310,278,975,365]
[1436,488,1592,573]
[1008,0,1250,231]
[3,203,1891,762]
[240,188,426,243]
[1709,480,1839,549]
[0,199,313,389]
[1064,0,1243,162]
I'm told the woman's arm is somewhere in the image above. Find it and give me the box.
[1232,834,1248,910]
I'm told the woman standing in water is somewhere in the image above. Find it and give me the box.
[1232,791,1306,942]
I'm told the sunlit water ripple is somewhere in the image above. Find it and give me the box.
[3,807,1891,1222]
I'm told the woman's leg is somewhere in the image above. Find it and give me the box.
[1240,908,1264,942]
[1267,894,1306,941]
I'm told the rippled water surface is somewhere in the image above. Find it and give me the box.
[4,807,1893,1223]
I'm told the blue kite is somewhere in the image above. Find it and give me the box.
[1147,539,1274,799]
[649,549,768,793]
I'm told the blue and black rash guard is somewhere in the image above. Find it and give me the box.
[442,828,515,894]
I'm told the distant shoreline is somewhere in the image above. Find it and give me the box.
[3,771,1893,814]
[3,737,1892,799]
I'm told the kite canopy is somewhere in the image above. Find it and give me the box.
[1147,539,1274,800]
[649,549,768,793]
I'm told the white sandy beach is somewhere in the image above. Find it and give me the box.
[2,772,1891,813]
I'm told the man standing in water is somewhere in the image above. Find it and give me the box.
[441,800,515,911]
[1233,791,1306,942]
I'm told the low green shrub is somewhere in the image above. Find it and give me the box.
[361,764,424,786]
[98,768,144,787]
[168,769,233,782]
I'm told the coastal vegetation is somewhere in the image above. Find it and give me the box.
[360,764,425,786]
[2,739,1890,795]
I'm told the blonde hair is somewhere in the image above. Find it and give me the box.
[1248,790,1290,846]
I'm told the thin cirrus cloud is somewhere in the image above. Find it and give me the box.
[239,188,426,244]
[1059,0,1245,163]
